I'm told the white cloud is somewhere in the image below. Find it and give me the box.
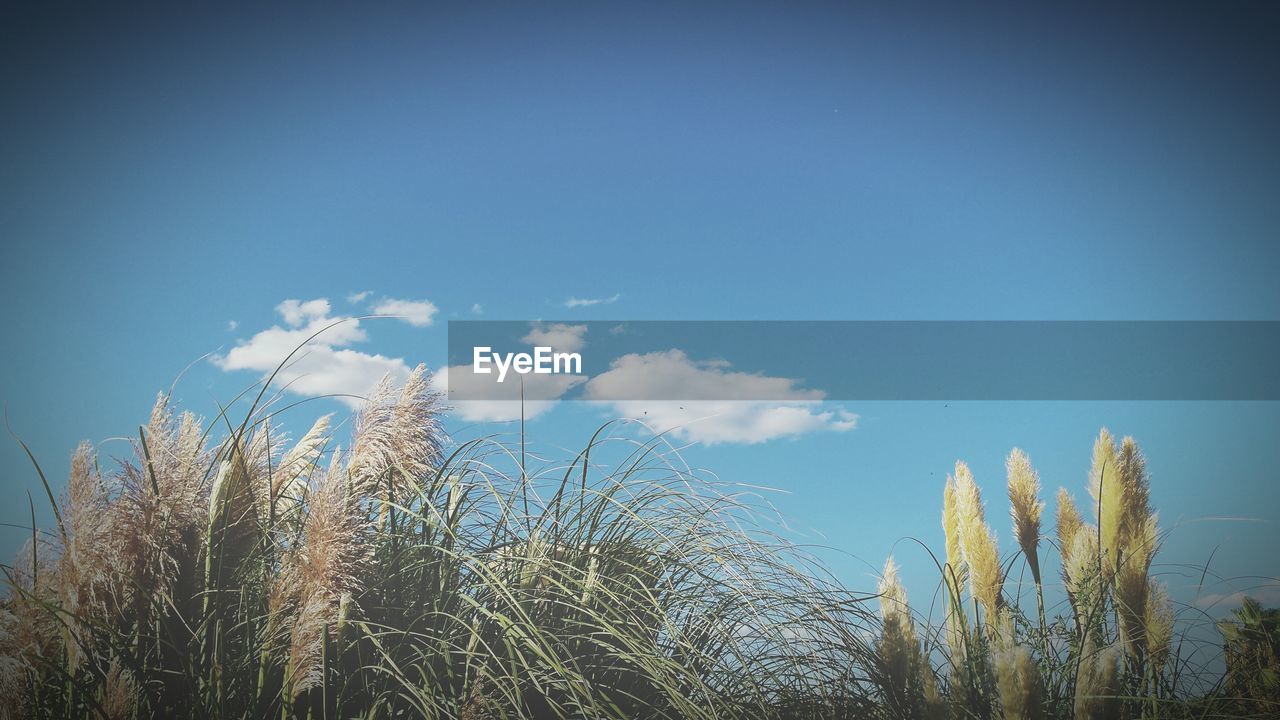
[212,298,412,408]
[227,320,239,331]
[585,350,822,402]
[1196,579,1280,613]
[265,347,409,404]
[471,303,484,315]
[564,293,621,308]
[432,365,585,422]
[603,400,857,445]
[522,323,587,353]
[277,298,332,327]
[372,298,439,327]
[346,290,372,304]
[584,350,857,445]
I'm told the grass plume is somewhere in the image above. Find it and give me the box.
[0,357,1274,718]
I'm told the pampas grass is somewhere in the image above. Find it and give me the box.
[941,477,970,668]
[57,442,110,670]
[875,557,944,719]
[872,427,1280,719]
[1,361,883,719]
[347,364,444,516]
[1074,641,1121,720]
[953,461,1005,626]
[1007,449,1046,633]
[1088,429,1123,582]
[994,617,1044,720]
[0,344,1273,718]
[279,453,368,700]
[99,658,138,720]
[1006,450,1044,577]
[1055,489,1084,575]
[270,414,331,524]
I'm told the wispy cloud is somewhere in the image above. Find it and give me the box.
[1196,578,1280,613]
[227,320,239,331]
[372,298,439,327]
[346,290,372,304]
[471,303,484,315]
[564,293,621,308]
[212,297,412,408]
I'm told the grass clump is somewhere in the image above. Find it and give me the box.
[873,430,1280,719]
[2,355,1277,718]
[0,366,877,719]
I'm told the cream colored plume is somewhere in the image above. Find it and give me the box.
[1145,580,1175,677]
[878,556,915,648]
[1087,429,1122,579]
[109,395,211,612]
[1056,488,1084,570]
[1063,527,1100,602]
[57,442,111,668]
[952,461,1004,623]
[1074,641,1121,720]
[995,643,1044,720]
[270,413,332,521]
[943,476,966,587]
[1007,449,1044,583]
[347,365,446,513]
[941,476,968,662]
[280,461,368,698]
[876,556,941,718]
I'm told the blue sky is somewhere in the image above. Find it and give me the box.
[3,2,1279,625]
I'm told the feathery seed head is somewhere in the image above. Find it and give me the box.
[100,658,138,720]
[0,610,30,717]
[1075,641,1121,720]
[1007,449,1044,584]
[941,475,970,662]
[1145,580,1175,677]
[1117,436,1150,534]
[281,461,368,697]
[876,555,936,716]
[1056,488,1083,570]
[995,640,1044,720]
[1064,527,1100,603]
[271,414,332,522]
[347,366,446,510]
[110,395,211,611]
[942,475,966,585]
[1088,429,1122,579]
[878,556,914,645]
[58,442,111,668]
[2,541,61,683]
[952,461,1004,622]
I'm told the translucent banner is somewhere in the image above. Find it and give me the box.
[445,321,1280,401]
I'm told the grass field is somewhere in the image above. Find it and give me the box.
[2,366,1276,718]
